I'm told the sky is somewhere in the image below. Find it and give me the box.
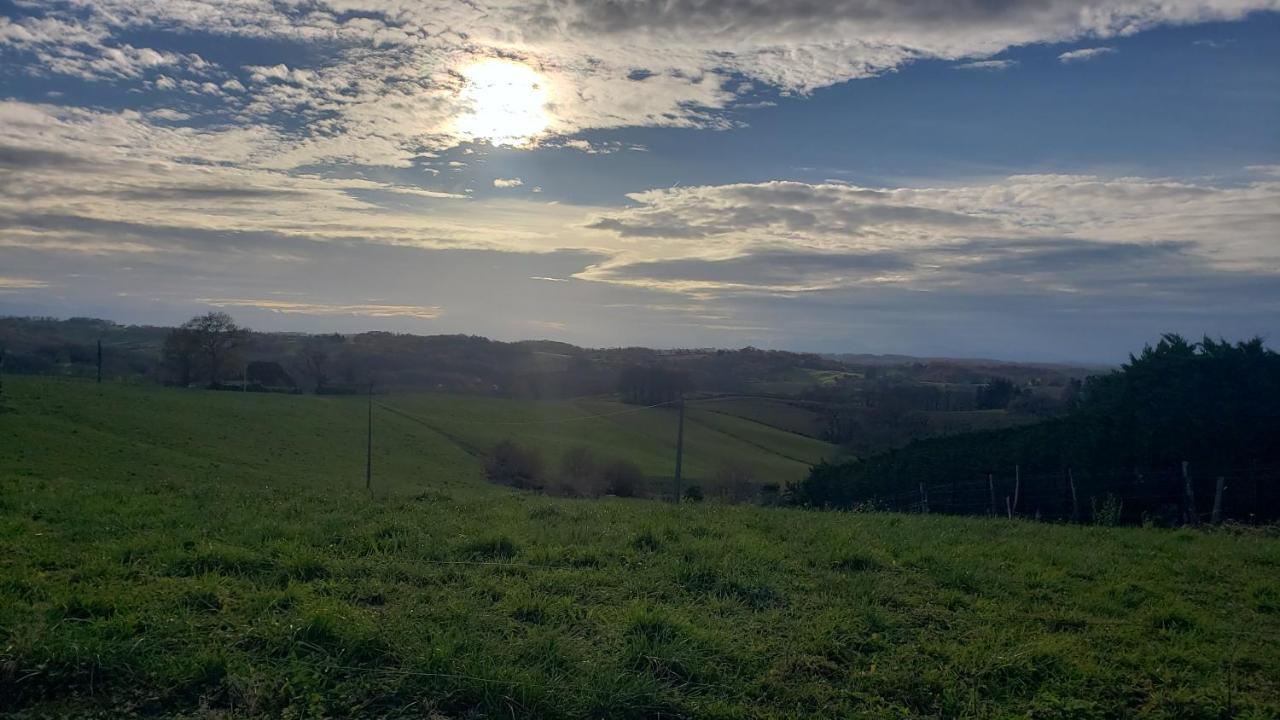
[1,1,1278,362]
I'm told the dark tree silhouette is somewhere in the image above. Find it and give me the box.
[789,335,1280,521]
[161,326,200,387]
[171,312,249,387]
[976,377,1020,409]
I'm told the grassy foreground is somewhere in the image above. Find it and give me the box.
[2,378,1279,718]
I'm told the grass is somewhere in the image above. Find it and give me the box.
[377,392,835,486]
[694,396,829,438]
[2,376,1279,718]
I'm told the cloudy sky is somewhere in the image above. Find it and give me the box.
[1,0,1278,361]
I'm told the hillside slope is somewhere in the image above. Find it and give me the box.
[1,377,1278,718]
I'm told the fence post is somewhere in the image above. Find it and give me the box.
[988,473,996,516]
[1012,464,1021,516]
[919,483,929,514]
[1182,461,1198,526]
[672,393,685,503]
[1212,476,1226,525]
[365,381,373,492]
[1068,468,1079,523]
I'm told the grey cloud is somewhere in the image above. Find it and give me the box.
[939,238,1196,274]
[0,145,96,170]
[110,186,304,201]
[595,248,914,286]
[586,216,715,238]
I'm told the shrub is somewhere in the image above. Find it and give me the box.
[601,459,644,497]
[683,485,704,502]
[708,461,757,503]
[558,445,601,496]
[1091,493,1124,526]
[759,483,781,506]
[483,440,545,490]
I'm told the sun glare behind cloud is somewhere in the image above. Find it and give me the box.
[455,59,551,147]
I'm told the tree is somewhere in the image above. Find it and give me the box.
[180,312,249,387]
[976,377,1020,410]
[161,326,200,387]
[298,336,334,393]
[617,364,692,405]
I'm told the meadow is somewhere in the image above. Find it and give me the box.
[2,377,1279,718]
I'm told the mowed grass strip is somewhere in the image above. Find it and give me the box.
[1,377,1278,719]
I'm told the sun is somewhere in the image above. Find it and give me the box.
[454,59,551,147]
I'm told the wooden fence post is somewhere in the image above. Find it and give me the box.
[1212,476,1226,525]
[1068,468,1079,523]
[988,473,996,516]
[1182,461,1198,526]
[1012,464,1021,516]
[919,483,929,514]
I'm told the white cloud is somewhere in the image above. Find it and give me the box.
[581,175,1280,294]
[0,276,50,290]
[0,101,601,256]
[954,59,1018,71]
[147,108,190,121]
[493,177,524,188]
[199,298,443,319]
[1,1,1273,166]
[1058,46,1118,63]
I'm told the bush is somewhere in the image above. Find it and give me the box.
[1091,493,1124,526]
[558,445,601,496]
[484,440,545,490]
[683,486,704,502]
[708,461,757,503]
[600,459,644,497]
[759,483,781,506]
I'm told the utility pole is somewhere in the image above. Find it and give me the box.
[365,380,374,492]
[96,339,102,383]
[672,393,685,502]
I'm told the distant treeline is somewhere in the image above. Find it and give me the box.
[0,315,847,399]
[789,335,1280,523]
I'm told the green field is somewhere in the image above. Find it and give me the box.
[373,392,834,489]
[693,396,829,438]
[2,377,1280,718]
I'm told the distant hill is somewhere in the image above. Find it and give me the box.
[0,314,1091,457]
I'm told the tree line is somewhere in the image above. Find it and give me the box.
[788,335,1280,523]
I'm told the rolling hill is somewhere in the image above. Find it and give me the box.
[1,376,1277,718]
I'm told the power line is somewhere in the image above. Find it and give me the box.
[374,397,681,427]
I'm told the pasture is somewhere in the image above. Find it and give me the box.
[1,377,1278,718]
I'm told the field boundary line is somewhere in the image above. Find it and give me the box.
[683,409,821,466]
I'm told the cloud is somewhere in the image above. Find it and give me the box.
[954,59,1018,71]
[1,1,1273,165]
[1058,46,1118,63]
[493,177,524,188]
[199,298,443,319]
[586,248,913,294]
[581,175,1280,295]
[0,101,605,256]
[0,276,50,290]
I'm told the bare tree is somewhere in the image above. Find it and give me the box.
[178,312,249,387]
[161,326,200,386]
[299,336,331,393]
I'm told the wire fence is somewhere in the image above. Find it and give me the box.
[368,393,1280,523]
[858,464,1280,525]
